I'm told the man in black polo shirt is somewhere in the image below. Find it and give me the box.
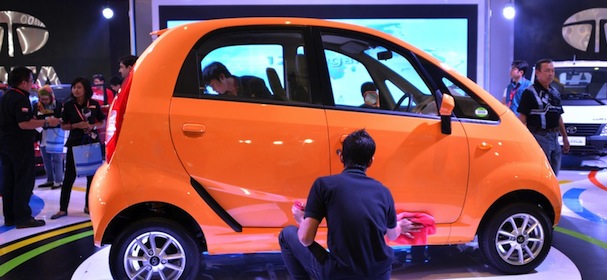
[0,67,61,228]
[278,129,422,279]
[518,58,570,176]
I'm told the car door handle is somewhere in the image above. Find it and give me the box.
[182,124,206,134]
[478,142,492,150]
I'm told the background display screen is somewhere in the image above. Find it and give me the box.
[159,4,478,81]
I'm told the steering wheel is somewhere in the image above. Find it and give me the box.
[394,92,412,112]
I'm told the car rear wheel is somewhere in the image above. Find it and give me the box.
[109,218,201,280]
[478,202,553,274]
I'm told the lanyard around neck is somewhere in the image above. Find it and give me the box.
[74,100,90,122]
[13,88,28,96]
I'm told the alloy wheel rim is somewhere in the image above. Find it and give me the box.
[494,213,545,266]
[123,231,187,279]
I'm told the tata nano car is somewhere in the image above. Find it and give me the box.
[91,18,562,280]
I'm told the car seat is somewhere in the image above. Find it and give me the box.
[266,67,288,101]
[290,54,310,102]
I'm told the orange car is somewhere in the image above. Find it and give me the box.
[90,18,562,279]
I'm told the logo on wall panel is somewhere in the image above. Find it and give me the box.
[0,11,61,85]
[562,8,607,54]
[0,11,48,57]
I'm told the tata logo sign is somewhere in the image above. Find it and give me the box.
[0,11,62,84]
[562,8,607,54]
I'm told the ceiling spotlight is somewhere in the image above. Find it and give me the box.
[102,7,114,19]
[503,0,515,20]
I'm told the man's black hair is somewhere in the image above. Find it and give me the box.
[119,55,139,68]
[341,129,375,170]
[360,82,377,97]
[535,58,553,72]
[8,66,33,88]
[109,75,123,86]
[201,62,232,85]
[511,60,529,75]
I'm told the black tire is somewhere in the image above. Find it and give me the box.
[478,202,553,274]
[109,218,201,280]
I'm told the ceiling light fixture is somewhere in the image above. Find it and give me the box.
[503,0,516,20]
[102,6,114,19]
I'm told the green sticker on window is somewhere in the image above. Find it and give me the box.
[475,107,488,118]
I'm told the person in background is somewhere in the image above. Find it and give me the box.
[502,60,531,115]
[360,81,380,108]
[201,61,273,99]
[91,74,114,155]
[51,77,105,219]
[279,129,422,279]
[118,55,139,79]
[0,80,6,96]
[517,58,570,176]
[91,74,115,111]
[33,85,65,189]
[0,67,60,228]
[109,75,123,96]
[0,80,4,196]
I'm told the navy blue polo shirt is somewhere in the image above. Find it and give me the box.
[305,168,397,278]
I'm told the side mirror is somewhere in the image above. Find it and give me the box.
[439,94,455,135]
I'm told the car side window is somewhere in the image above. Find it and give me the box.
[441,76,499,121]
[325,50,373,107]
[174,29,311,103]
[201,45,283,98]
[320,32,436,115]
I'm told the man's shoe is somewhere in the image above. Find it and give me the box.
[51,184,62,190]
[38,182,54,188]
[51,211,68,220]
[16,218,46,229]
[4,221,15,227]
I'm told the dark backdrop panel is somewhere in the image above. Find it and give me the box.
[159,4,478,82]
[514,1,607,69]
[0,0,129,85]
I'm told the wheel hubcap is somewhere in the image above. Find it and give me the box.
[494,213,545,266]
[123,231,187,279]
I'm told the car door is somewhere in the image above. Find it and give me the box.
[169,28,329,227]
[318,30,470,224]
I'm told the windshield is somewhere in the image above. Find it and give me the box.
[554,66,607,101]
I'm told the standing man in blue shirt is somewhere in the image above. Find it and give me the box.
[503,60,532,115]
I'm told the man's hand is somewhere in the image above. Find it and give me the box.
[562,138,570,154]
[292,202,305,225]
[398,218,423,239]
[73,121,90,129]
[46,117,61,127]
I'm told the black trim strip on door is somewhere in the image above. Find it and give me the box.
[190,177,242,232]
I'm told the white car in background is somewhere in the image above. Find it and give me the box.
[536,60,607,156]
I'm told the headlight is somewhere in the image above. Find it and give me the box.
[600,125,607,136]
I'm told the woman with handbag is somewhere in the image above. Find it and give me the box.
[51,77,105,219]
[34,85,66,189]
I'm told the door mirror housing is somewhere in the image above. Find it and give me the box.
[440,94,454,135]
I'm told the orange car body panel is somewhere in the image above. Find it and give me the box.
[89,18,561,254]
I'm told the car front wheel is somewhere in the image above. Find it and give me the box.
[109,218,201,280]
[478,202,553,274]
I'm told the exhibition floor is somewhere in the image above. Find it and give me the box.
[1,168,607,280]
